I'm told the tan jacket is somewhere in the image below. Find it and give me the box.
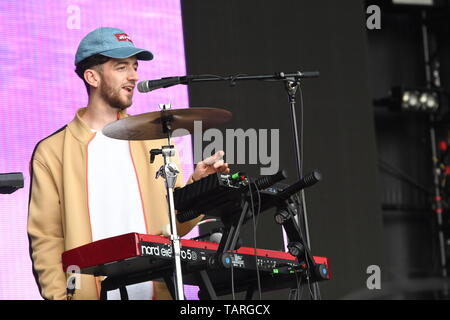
[27,108,201,300]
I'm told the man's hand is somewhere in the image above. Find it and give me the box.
[192,150,230,181]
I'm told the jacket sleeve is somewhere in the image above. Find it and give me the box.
[172,153,204,237]
[27,154,67,300]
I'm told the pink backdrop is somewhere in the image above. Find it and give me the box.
[0,0,197,299]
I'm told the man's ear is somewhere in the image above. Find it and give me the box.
[84,68,101,90]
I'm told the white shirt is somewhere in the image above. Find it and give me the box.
[87,129,153,300]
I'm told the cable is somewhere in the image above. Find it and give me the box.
[293,270,305,300]
[248,178,262,300]
[254,178,263,230]
[229,74,248,87]
[296,85,313,298]
[231,262,235,300]
[296,85,317,300]
[253,181,263,298]
[298,273,305,300]
[226,177,264,300]
[198,74,229,80]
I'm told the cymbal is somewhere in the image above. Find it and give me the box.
[102,107,232,140]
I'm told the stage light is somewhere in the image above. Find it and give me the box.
[374,86,441,113]
[392,0,434,6]
[401,90,420,110]
[391,0,449,7]
[426,94,439,110]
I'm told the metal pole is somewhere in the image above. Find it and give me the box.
[421,10,448,283]
[286,80,321,300]
[157,103,185,300]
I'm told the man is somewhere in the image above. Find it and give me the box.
[27,27,229,300]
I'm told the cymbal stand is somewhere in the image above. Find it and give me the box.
[150,103,185,300]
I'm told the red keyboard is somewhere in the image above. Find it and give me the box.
[62,233,330,297]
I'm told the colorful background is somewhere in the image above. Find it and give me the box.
[0,0,197,300]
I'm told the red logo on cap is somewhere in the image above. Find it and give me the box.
[114,33,133,43]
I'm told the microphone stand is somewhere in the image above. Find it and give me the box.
[191,71,321,299]
[184,71,320,84]
[284,79,321,300]
[138,71,320,92]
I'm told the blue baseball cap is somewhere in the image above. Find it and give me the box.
[75,27,153,65]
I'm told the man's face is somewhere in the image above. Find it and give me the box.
[97,57,139,110]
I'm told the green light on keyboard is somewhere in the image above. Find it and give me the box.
[273,269,279,274]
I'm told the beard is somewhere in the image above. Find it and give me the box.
[99,79,132,111]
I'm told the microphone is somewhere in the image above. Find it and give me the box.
[276,170,322,202]
[137,76,187,93]
[253,170,287,190]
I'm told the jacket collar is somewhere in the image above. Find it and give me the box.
[67,107,128,144]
